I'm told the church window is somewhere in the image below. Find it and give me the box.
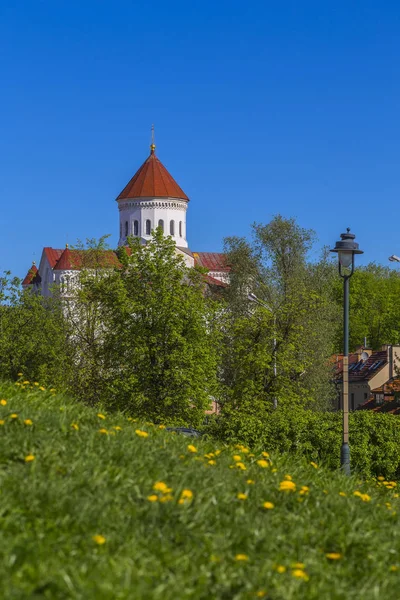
[125,221,128,237]
[146,219,151,235]
[134,220,139,236]
[170,220,175,236]
[158,219,164,232]
[179,221,182,237]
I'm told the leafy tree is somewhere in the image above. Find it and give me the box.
[79,228,220,425]
[220,215,338,415]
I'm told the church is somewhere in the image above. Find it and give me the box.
[22,142,230,292]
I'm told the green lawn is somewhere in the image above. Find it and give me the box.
[1,380,400,599]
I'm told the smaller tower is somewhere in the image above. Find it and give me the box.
[116,140,189,247]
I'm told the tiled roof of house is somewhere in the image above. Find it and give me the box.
[44,247,64,269]
[117,147,189,201]
[204,274,228,288]
[335,350,387,382]
[53,247,121,271]
[193,252,230,272]
[22,263,39,285]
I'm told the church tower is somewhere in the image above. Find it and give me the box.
[116,141,189,248]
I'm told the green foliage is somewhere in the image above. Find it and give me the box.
[209,406,400,479]
[0,272,71,387]
[1,382,400,600]
[74,229,220,425]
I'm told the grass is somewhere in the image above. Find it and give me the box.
[1,381,400,599]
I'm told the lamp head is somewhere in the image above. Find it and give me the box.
[330,228,363,277]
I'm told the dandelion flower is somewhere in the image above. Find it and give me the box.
[377,476,385,481]
[247,479,255,485]
[34,382,39,386]
[275,565,286,573]
[292,562,305,569]
[257,460,269,468]
[208,460,216,465]
[158,424,166,429]
[284,474,292,480]
[39,386,46,391]
[135,430,149,438]
[24,419,33,426]
[263,501,274,510]
[310,461,318,469]
[153,482,171,493]
[25,455,35,462]
[98,428,108,434]
[256,590,267,598]
[23,380,30,385]
[159,494,173,503]
[0,399,7,406]
[10,413,18,419]
[0,420,4,425]
[292,569,309,581]
[97,413,106,420]
[113,426,122,431]
[279,480,296,492]
[215,450,222,456]
[17,372,23,377]
[235,554,249,562]
[262,451,270,458]
[180,489,193,500]
[92,535,106,545]
[233,455,242,462]
[237,493,247,501]
[187,444,197,453]
[147,494,158,502]
[71,423,79,431]
[235,462,246,470]
[326,553,342,560]
[339,492,347,497]
[390,565,399,572]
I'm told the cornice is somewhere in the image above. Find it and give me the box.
[118,199,188,212]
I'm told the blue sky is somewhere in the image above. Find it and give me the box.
[1,0,400,278]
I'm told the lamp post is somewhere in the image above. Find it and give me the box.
[248,292,278,409]
[330,228,363,475]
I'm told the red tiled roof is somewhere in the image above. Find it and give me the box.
[204,274,228,288]
[44,248,64,269]
[22,264,39,285]
[335,350,387,382]
[53,248,121,271]
[193,252,230,272]
[117,147,189,201]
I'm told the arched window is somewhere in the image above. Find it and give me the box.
[179,221,182,237]
[134,220,139,236]
[125,221,128,236]
[158,219,164,232]
[170,220,175,236]
[145,219,151,235]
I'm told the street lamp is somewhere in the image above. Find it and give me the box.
[247,292,278,409]
[330,228,363,475]
[389,255,400,263]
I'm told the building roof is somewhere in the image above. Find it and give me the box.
[22,263,39,285]
[44,247,64,269]
[335,350,388,382]
[193,252,230,272]
[117,146,189,201]
[53,247,121,271]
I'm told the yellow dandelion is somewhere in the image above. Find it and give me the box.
[147,494,158,502]
[135,430,149,438]
[92,534,106,545]
[292,562,305,569]
[263,501,274,510]
[241,447,250,454]
[24,419,33,426]
[284,474,292,480]
[326,553,342,560]
[272,467,277,473]
[10,413,18,419]
[247,479,255,485]
[275,565,286,573]
[310,461,318,469]
[390,565,399,572]
[187,444,197,453]
[215,449,222,456]
[49,388,56,392]
[158,424,166,429]
[208,460,216,465]
[292,569,309,581]
[235,462,247,470]
[153,481,170,493]
[71,423,79,431]
[113,426,122,431]
[97,413,106,420]
[159,494,173,503]
[233,455,242,462]
[256,591,267,598]
[249,453,255,457]
[237,493,247,501]
[39,386,46,391]
[235,554,249,562]
[0,419,4,425]
[0,399,7,406]
[279,480,296,492]
[180,489,193,500]
[98,428,108,434]
[262,451,270,458]
[25,454,35,462]
[257,460,269,468]
[22,380,30,385]
[339,491,347,497]
[34,382,39,386]
[17,372,23,377]
[377,476,385,481]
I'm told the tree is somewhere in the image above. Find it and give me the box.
[219,215,338,415]
[80,229,220,425]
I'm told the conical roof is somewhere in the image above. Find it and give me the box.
[117,145,189,201]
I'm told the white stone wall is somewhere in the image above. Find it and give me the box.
[118,197,188,248]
